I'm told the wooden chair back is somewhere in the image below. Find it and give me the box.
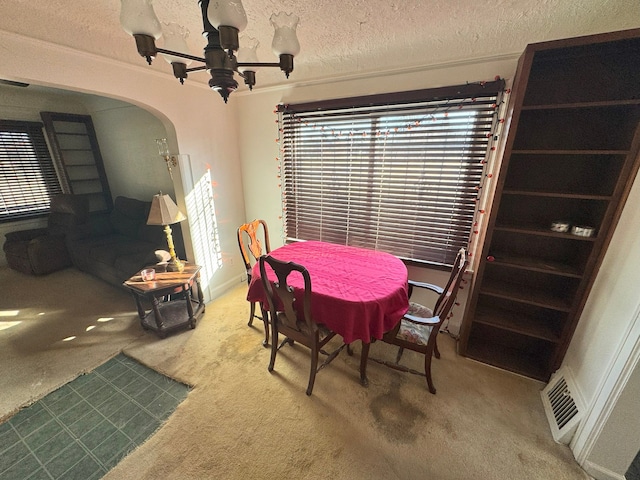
[433,248,468,322]
[237,219,271,344]
[259,255,314,338]
[237,219,271,285]
[259,254,339,395]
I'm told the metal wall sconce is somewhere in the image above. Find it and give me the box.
[156,138,179,178]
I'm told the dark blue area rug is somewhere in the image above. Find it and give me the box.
[0,354,189,479]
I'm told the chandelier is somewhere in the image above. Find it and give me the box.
[120,0,300,103]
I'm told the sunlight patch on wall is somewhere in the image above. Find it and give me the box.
[0,310,19,317]
[185,168,223,292]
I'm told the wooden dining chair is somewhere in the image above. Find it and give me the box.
[237,219,271,346]
[259,255,345,395]
[374,248,468,394]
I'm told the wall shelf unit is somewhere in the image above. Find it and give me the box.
[41,112,112,213]
[458,29,640,381]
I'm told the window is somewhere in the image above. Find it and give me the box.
[0,120,62,222]
[278,80,504,267]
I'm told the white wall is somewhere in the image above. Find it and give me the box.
[564,172,640,401]
[81,95,175,202]
[0,30,247,300]
[236,55,519,333]
[585,358,640,479]
[567,172,640,478]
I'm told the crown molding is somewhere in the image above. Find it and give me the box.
[236,51,521,97]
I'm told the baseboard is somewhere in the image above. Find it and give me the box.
[203,275,244,303]
[583,460,626,480]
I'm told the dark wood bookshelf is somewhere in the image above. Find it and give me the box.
[487,253,582,278]
[494,225,599,241]
[480,280,573,312]
[474,304,562,342]
[458,29,640,381]
[465,339,550,381]
[502,190,612,200]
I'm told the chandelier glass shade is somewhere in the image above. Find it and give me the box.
[119,0,300,103]
[120,0,162,39]
[160,23,193,67]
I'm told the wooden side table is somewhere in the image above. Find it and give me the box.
[123,263,205,338]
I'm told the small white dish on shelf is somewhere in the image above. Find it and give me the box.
[571,225,595,237]
[550,221,571,233]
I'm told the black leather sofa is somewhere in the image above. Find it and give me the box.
[65,195,185,288]
[4,194,185,288]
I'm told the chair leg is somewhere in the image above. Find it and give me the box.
[261,307,269,348]
[268,328,278,372]
[346,343,354,356]
[395,346,404,364]
[248,301,256,326]
[359,341,370,387]
[307,346,319,396]
[434,334,441,359]
[424,350,436,394]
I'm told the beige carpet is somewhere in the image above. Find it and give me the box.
[0,266,145,421]
[0,266,591,480]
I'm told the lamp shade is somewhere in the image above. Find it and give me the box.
[120,0,162,39]
[270,12,300,56]
[207,0,248,30]
[147,194,186,226]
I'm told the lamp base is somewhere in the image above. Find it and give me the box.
[167,257,185,272]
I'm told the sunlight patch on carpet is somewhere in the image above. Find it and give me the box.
[0,354,189,479]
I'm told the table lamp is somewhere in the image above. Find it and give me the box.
[147,193,187,272]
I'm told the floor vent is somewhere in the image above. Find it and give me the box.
[541,368,583,444]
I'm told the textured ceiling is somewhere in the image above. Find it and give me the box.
[1,0,639,90]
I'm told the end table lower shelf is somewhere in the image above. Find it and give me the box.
[140,297,205,337]
[123,263,205,338]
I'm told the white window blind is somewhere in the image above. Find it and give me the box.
[278,81,504,267]
[0,120,62,222]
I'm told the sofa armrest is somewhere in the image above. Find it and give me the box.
[28,234,68,256]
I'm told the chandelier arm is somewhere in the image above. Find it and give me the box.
[237,62,281,68]
[186,66,208,73]
[156,48,205,64]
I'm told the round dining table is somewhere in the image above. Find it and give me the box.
[247,240,409,385]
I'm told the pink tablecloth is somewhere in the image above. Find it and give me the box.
[247,241,409,344]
